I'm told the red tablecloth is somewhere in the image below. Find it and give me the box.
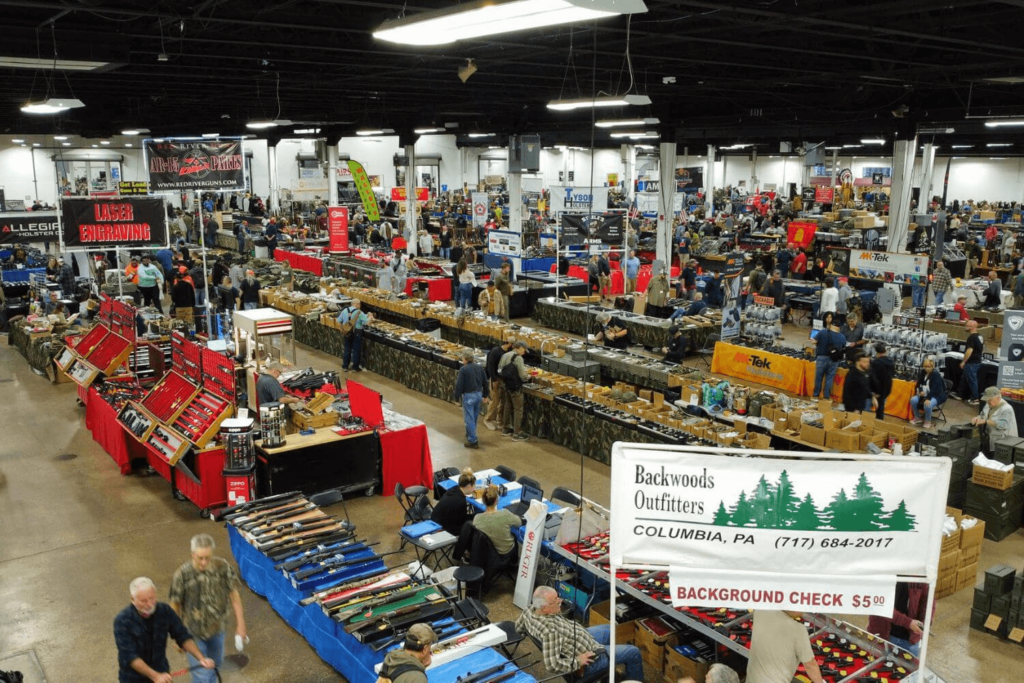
[405,277,452,301]
[379,424,433,496]
[274,250,324,276]
[81,386,149,475]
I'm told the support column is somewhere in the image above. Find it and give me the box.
[706,145,715,218]
[888,135,920,253]
[829,149,839,207]
[405,144,417,256]
[327,143,339,206]
[750,148,758,193]
[656,141,678,269]
[621,144,633,204]
[507,171,523,234]
[920,142,936,210]
[268,144,279,214]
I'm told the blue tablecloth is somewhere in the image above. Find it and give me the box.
[438,476,561,514]
[228,525,386,682]
[1,267,45,283]
[428,647,534,683]
[481,254,556,274]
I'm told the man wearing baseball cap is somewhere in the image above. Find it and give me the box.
[972,386,1018,453]
[377,623,436,683]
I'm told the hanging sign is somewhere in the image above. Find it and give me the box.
[472,192,489,228]
[814,187,834,203]
[347,160,381,222]
[720,271,743,340]
[788,221,818,248]
[488,229,522,257]
[144,139,245,191]
[118,181,150,196]
[0,212,60,244]
[327,206,349,253]
[548,185,609,215]
[675,166,704,192]
[60,198,168,248]
[607,173,619,186]
[390,187,430,202]
[610,445,950,616]
[848,250,929,281]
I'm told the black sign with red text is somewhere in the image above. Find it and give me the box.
[0,212,60,244]
[60,198,168,248]
[144,139,245,191]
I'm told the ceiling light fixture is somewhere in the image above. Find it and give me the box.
[201,133,220,138]
[860,138,886,144]
[157,53,169,62]
[32,143,41,147]
[990,157,1007,160]
[596,118,659,128]
[609,131,646,138]
[12,138,24,143]
[125,143,132,147]
[415,127,445,134]
[374,0,648,46]
[986,143,1013,147]
[100,140,110,145]
[824,146,842,150]
[468,133,495,138]
[951,144,974,149]
[0,56,109,71]
[121,128,149,135]
[54,135,67,140]
[246,121,279,130]
[985,119,1024,127]
[357,129,385,136]
[21,98,86,114]
[62,142,71,146]
[293,128,321,135]
[842,144,863,148]
[547,94,652,111]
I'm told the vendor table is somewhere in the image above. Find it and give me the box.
[405,277,452,301]
[256,428,380,497]
[1,267,46,283]
[144,442,228,516]
[532,298,676,349]
[274,250,324,276]
[79,384,149,474]
[437,469,562,514]
[710,341,915,420]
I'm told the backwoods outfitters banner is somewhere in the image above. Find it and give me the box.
[61,198,168,248]
[610,445,950,616]
[145,140,245,191]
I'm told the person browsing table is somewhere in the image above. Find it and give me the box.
[972,386,1019,453]
[453,349,489,449]
[337,300,373,372]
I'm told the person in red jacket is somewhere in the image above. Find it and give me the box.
[790,249,808,279]
[867,582,931,657]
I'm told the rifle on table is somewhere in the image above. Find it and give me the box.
[290,547,399,582]
[328,583,426,621]
[275,539,374,572]
[227,497,310,524]
[259,525,351,553]
[299,569,400,607]
[215,491,303,521]
[455,654,532,683]
[238,503,318,531]
[249,516,338,541]
[343,592,450,633]
[478,670,521,683]
[267,530,357,561]
[320,574,413,611]
[369,617,473,652]
[350,598,456,642]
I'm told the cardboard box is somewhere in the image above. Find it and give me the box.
[972,464,1015,490]
[588,600,635,644]
[960,515,987,548]
[634,617,680,671]
[957,563,979,591]
[940,528,962,555]
[939,549,961,575]
[663,646,711,683]
[959,543,981,568]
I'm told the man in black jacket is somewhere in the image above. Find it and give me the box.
[662,326,688,363]
[870,343,896,420]
[431,470,476,536]
[482,340,513,431]
[453,350,489,448]
[843,352,876,414]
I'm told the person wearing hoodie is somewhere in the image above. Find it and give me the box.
[376,623,436,683]
[870,342,896,420]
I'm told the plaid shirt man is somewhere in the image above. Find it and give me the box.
[515,601,603,673]
[932,266,952,294]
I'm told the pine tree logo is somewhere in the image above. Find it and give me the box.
[712,471,917,532]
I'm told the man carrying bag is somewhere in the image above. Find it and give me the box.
[337,300,373,372]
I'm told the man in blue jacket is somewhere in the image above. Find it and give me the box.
[337,300,374,372]
[624,250,641,294]
[454,349,489,449]
[812,313,846,400]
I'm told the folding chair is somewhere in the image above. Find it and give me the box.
[308,488,350,523]
[549,486,582,508]
[695,333,720,368]
[932,380,953,424]
[517,475,542,491]
[495,465,517,482]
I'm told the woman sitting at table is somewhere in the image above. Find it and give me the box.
[431,468,476,537]
[472,485,520,559]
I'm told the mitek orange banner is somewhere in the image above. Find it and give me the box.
[711,341,805,394]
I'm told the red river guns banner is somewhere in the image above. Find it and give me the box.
[61,198,168,248]
[144,140,245,191]
[610,445,950,616]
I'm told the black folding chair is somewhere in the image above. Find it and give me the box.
[517,475,542,491]
[549,486,582,508]
[308,488,350,522]
[495,465,516,482]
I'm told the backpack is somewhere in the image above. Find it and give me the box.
[827,332,845,362]
[499,355,523,392]
[339,307,358,338]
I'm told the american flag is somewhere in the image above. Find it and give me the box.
[627,205,639,221]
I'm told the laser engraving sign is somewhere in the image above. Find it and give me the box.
[61,198,168,248]
[145,139,245,191]
[610,445,950,616]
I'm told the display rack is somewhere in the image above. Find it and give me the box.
[232,308,295,372]
[140,370,200,423]
[83,331,133,376]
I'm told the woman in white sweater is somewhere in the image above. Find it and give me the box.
[456,259,476,310]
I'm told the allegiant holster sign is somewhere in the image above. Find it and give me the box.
[0,212,60,244]
[60,198,168,248]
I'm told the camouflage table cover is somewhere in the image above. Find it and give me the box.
[532,298,680,349]
[10,322,71,374]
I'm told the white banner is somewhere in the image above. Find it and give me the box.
[636,192,683,217]
[549,185,609,215]
[668,568,896,617]
[513,500,548,609]
[610,445,950,580]
[472,192,489,228]
[848,250,929,282]
[488,229,522,257]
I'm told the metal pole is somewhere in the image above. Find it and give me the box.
[117,246,123,298]
[197,190,212,333]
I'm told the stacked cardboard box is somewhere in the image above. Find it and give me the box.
[634,616,680,671]
[937,507,986,598]
[970,564,1024,646]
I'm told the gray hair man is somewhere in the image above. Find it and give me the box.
[453,349,490,449]
[169,535,247,683]
[255,363,304,412]
[515,586,643,681]
[973,386,1019,452]
[114,577,214,683]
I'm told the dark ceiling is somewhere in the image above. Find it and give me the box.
[4,0,1024,153]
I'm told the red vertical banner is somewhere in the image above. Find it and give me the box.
[787,221,818,248]
[814,187,834,203]
[328,206,349,253]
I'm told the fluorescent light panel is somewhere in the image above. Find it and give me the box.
[596,118,659,128]
[415,127,445,134]
[860,138,885,144]
[21,98,86,114]
[357,129,384,136]
[246,121,278,130]
[374,0,648,47]
[986,143,1013,147]
[985,119,1024,127]
[548,94,651,111]
[0,56,108,71]
[468,133,495,138]
[951,145,974,149]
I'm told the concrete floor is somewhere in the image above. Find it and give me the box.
[0,317,1022,683]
